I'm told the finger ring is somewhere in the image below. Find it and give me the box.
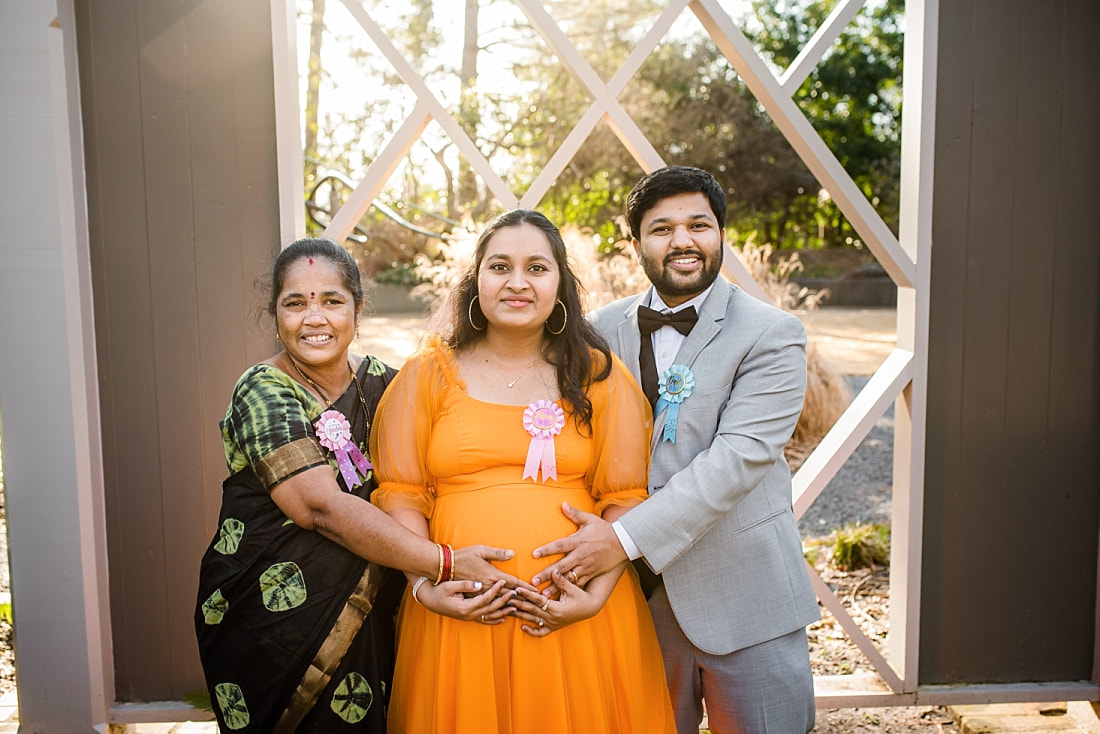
[480,614,486,623]
[569,570,579,584]
[538,617,545,627]
[541,598,551,611]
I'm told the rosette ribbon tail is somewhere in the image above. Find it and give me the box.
[655,397,680,443]
[334,449,361,489]
[523,436,558,481]
[334,444,372,490]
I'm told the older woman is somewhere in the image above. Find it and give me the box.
[194,238,521,733]
[370,211,675,733]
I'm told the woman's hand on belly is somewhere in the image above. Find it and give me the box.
[416,578,516,623]
[510,564,627,637]
[453,543,538,593]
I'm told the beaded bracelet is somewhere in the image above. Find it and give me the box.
[411,576,429,605]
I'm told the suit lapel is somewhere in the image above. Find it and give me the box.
[671,282,730,370]
[614,290,650,383]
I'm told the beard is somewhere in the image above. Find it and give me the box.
[638,246,723,300]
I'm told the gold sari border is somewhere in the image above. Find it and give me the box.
[256,437,327,491]
[272,564,385,733]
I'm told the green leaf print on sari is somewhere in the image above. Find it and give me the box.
[201,589,229,625]
[214,682,250,729]
[213,518,245,555]
[331,671,373,723]
[366,356,386,376]
[259,561,307,612]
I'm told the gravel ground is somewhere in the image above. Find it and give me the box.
[799,376,960,733]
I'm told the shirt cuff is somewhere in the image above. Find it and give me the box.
[612,520,642,560]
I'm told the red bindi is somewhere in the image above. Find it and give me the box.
[310,292,316,299]
[308,258,314,265]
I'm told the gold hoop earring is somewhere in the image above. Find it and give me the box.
[545,299,567,335]
[468,295,488,331]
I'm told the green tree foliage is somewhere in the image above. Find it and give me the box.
[305,0,904,260]
[746,0,904,247]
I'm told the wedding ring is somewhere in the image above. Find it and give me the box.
[541,598,551,611]
[538,617,545,628]
[569,570,579,584]
[480,614,486,623]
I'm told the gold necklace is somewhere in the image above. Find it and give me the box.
[497,357,540,388]
[289,357,370,429]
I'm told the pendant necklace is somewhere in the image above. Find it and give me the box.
[499,357,539,389]
[289,357,371,428]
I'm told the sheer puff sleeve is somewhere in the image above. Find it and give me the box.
[587,351,654,516]
[369,336,454,519]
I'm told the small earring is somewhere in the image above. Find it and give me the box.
[355,321,360,339]
[468,295,487,331]
[545,300,567,335]
[275,331,281,343]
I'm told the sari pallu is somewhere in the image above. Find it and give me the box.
[195,357,403,733]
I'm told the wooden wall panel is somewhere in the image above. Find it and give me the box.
[922,0,1100,684]
[77,0,279,700]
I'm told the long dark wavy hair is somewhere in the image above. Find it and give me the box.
[439,209,612,432]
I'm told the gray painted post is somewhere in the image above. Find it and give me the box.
[0,1,113,730]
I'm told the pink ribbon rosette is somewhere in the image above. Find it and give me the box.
[315,409,373,490]
[522,400,566,482]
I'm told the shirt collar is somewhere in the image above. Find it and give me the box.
[647,283,714,314]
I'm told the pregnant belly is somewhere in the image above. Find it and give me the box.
[430,483,593,581]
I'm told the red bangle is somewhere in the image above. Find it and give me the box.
[441,543,454,583]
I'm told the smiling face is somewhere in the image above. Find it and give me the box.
[275,257,358,371]
[633,191,724,307]
[476,223,561,334]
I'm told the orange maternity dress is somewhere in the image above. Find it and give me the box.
[370,338,675,734]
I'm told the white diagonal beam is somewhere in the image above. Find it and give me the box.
[780,0,866,95]
[323,102,432,244]
[722,244,772,303]
[513,0,665,171]
[514,1,771,304]
[793,347,913,518]
[339,0,518,208]
[521,104,605,208]
[607,0,692,93]
[523,0,689,206]
[690,0,914,289]
[805,559,904,691]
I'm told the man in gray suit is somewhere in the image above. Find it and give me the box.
[533,166,819,733]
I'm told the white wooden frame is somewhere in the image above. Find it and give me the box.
[269,0,1100,710]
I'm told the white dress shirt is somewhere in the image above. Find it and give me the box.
[612,285,714,561]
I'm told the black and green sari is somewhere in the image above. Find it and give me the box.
[195,356,403,733]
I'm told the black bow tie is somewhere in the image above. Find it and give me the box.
[637,305,698,336]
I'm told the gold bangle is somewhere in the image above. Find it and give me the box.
[434,543,444,585]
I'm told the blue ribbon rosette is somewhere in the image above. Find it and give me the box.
[655,364,695,443]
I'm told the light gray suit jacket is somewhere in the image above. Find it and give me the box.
[591,281,820,655]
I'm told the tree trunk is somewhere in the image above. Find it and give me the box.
[304,0,326,195]
[456,0,480,213]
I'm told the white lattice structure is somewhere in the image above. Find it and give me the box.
[270,0,1097,708]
